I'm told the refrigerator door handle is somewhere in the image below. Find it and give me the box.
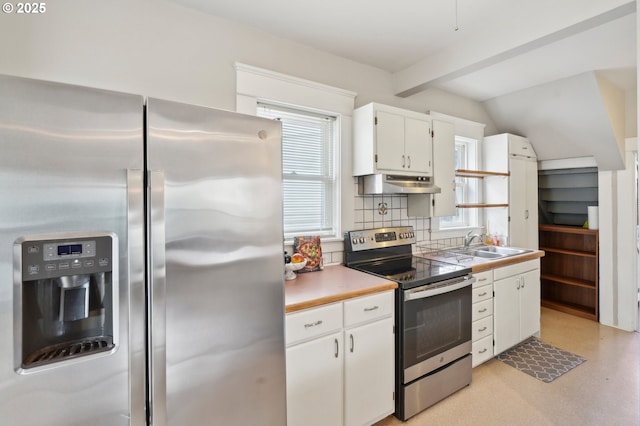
[127,169,147,426]
[148,170,167,425]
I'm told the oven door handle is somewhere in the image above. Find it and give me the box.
[404,276,475,301]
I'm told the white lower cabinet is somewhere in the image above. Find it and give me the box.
[286,331,344,426]
[493,259,541,355]
[472,259,541,364]
[471,270,494,367]
[285,290,395,426]
[344,317,394,426]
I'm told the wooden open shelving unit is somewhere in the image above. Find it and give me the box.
[455,169,509,178]
[455,170,510,209]
[456,203,509,208]
[538,224,599,321]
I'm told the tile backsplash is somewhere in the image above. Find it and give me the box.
[352,194,431,243]
[286,184,469,268]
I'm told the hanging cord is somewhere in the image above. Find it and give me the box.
[455,0,459,31]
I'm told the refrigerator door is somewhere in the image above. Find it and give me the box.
[146,99,286,425]
[0,75,146,425]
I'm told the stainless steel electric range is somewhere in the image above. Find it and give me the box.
[344,226,475,421]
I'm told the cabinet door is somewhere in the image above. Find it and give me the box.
[519,268,540,339]
[508,157,527,248]
[432,119,456,217]
[493,276,521,354]
[524,160,539,248]
[344,318,394,426]
[286,331,343,426]
[404,117,432,174]
[375,110,405,172]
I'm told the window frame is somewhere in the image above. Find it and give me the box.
[437,136,480,230]
[257,101,341,239]
[234,63,357,245]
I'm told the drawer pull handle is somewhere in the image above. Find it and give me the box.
[478,326,487,332]
[334,338,339,358]
[478,308,488,313]
[350,334,354,353]
[304,320,323,328]
[478,278,487,282]
[479,348,488,354]
[364,306,379,312]
[478,292,487,297]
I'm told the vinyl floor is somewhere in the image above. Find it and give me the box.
[374,307,640,426]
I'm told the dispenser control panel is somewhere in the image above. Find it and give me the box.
[42,240,95,260]
[14,231,119,372]
[21,234,114,281]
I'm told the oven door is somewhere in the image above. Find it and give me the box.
[402,275,474,384]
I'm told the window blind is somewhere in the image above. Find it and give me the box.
[257,103,338,237]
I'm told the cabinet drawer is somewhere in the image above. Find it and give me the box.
[286,303,343,346]
[472,270,492,288]
[493,259,539,280]
[472,284,492,303]
[472,335,494,367]
[472,299,493,322]
[472,315,493,341]
[344,290,393,328]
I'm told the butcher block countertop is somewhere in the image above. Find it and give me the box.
[284,265,397,313]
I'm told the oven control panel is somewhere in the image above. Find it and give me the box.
[345,226,416,251]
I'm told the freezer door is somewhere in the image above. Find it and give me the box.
[0,75,146,425]
[146,98,286,425]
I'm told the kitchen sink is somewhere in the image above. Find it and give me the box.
[450,248,504,259]
[449,245,532,260]
[473,246,532,256]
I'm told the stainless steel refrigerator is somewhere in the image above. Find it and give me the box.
[0,74,287,425]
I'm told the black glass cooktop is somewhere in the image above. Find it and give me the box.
[350,255,471,289]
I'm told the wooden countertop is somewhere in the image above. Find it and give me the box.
[284,265,397,313]
[284,250,543,313]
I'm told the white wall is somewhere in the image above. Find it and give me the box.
[0,0,495,130]
[598,138,638,331]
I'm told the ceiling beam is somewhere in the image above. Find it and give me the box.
[392,1,636,98]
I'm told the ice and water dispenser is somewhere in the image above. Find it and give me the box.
[14,233,118,372]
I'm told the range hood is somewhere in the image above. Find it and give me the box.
[357,174,441,195]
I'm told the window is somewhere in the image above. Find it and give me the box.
[258,102,339,239]
[439,136,479,229]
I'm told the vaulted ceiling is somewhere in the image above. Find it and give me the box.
[174,0,637,169]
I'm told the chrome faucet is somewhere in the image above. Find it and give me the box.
[464,231,483,247]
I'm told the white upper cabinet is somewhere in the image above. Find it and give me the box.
[431,119,456,217]
[353,103,433,176]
